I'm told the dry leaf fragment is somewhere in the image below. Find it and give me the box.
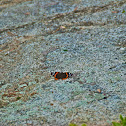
[97,89,101,93]
[25,12,30,15]
[50,103,54,106]
[60,26,66,29]
[112,11,119,13]
[74,7,78,12]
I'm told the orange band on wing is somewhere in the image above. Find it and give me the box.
[66,72,68,78]
[55,78,59,80]
[54,72,59,78]
[62,78,67,80]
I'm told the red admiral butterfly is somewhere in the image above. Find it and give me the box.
[51,72,73,80]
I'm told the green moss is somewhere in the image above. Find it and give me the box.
[112,115,126,126]
[69,123,87,126]
[81,124,87,126]
[122,10,125,13]
[69,124,77,126]
[63,49,68,51]
[16,96,21,100]
[69,115,126,126]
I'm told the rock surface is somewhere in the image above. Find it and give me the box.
[0,0,126,126]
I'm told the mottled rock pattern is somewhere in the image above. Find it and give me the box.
[0,0,126,126]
